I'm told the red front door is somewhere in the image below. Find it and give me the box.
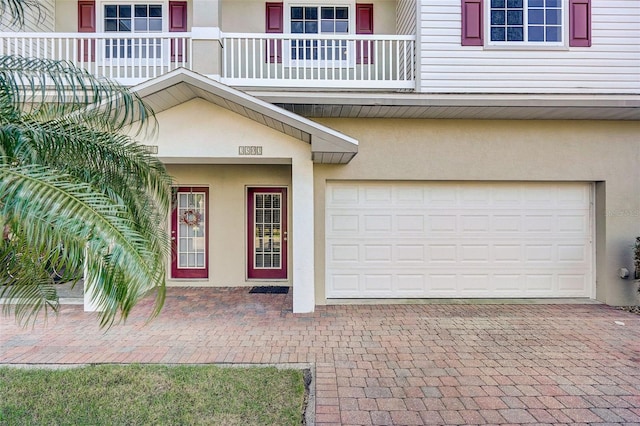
[171,187,209,279]
[247,187,287,279]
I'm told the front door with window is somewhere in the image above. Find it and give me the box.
[171,187,208,278]
[247,187,287,279]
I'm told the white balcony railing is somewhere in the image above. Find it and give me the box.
[0,32,415,89]
[222,33,415,89]
[0,32,191,85]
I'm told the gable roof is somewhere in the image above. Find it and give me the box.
[132,69,358,164]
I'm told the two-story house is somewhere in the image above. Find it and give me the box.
[2,0,639,313]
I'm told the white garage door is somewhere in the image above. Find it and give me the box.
[326,182,593,298]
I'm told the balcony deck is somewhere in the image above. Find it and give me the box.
[0,31,416,90]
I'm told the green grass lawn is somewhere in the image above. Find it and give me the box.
[0,364,307,425]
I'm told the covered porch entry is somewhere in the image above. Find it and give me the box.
[97,69,358,313]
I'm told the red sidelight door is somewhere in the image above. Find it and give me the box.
[247,187,287,279]
[171,187,209,279]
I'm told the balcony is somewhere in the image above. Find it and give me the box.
[0,31,415,90]
[222,33,415,89]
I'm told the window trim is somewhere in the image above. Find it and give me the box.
[98,1,168,33]
[97,1,168,65]
[283,2,355,67]
[485,0,568,48]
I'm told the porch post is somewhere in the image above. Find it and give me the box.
[291,156,315,313]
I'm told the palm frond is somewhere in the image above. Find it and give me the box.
[0,162,167,326]
[0,234,61,327]
[0,0,45,28]
[0,55,156,136]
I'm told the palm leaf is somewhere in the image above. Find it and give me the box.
[0,55,156,136]
[0,162,167,327]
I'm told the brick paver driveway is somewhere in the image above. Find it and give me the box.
[2,288,640,425]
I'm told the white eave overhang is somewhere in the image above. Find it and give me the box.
[131,69,358,164]
[250,92,640,121]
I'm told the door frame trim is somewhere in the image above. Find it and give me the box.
[246,186,288,280]
[170,186,210,279]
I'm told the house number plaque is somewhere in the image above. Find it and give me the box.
[239,146,263,155]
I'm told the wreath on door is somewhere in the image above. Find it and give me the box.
[180,209,202,227]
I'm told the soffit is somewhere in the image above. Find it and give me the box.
[249,92,640,121]
[131,70,358,164]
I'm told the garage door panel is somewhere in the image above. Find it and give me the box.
[558,274,589,294]
[326,182,593,299]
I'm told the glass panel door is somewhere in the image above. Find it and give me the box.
[171,187,208,278]
[248,187,287,279]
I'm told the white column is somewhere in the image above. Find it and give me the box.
[291,156,315,313]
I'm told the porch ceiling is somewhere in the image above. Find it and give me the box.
[131,69,358,164]
[249,92,640,121]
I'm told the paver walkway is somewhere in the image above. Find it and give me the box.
[1,287,640,425]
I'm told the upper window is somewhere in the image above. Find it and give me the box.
[289,6,350,61]
[104,4,163,33]
[489,0,563,44]
[103,4,163,60]
[290,6,349,35]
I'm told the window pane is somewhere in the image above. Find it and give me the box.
[528,25,544,41]
[335,7,348,19]
[546,0,561,7]
[546,9,561,25]
[491,10,505,25]
[305,7,317,20]
[149,18,162,31]
[105,19,117,31]
[507,26,523,41]
[335,21,348,33]
[291,21,303,33]
[321,20,334,33]
[507,0,523,7]
[149,5,162,17]
[135,5,148,17]
[291,7,303,19]
[305,21,318,33]
[491,0,505,7]
[507,10,523,25]
[529,0,544,6]
[105,5,117,17]
[528,9,544,24]
[321,7,334,20]
[119,19,132,32]
[491,27,506,41]
[135,18,148,31]
[546,26,561,41]
[118,5,131,17]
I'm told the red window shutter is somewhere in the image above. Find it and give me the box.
[169,1,188,62]
[461,0,483,46]
[77,0,95,62]
[569,0,591,47]
[356,3,374,64]
[265,2,283,63]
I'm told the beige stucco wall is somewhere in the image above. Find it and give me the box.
[311,118,640,306]
[54,0,397,33]
[221,0,398,33]
[55,0,195,32]
[54,0,75,32]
